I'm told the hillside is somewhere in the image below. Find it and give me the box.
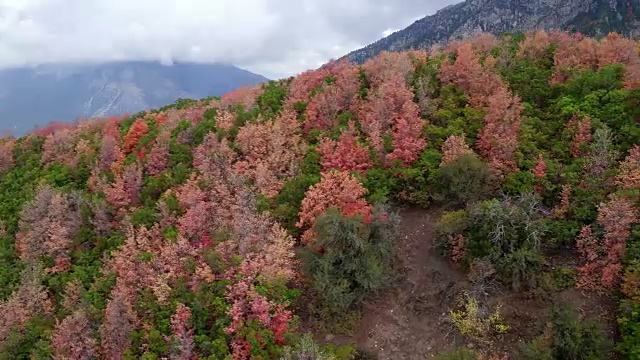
[344,0,639,64]
[0,61,268,136]
[0,31,639,359]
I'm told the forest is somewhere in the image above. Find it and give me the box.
[0,30,638,359]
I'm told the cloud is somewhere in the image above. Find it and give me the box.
[0,0,460,78]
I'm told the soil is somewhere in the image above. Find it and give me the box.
[299,206,618,359]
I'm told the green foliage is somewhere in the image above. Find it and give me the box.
[257,80,289,117]
[436,154,494,206]
[303,207,397,314]
[522,305,609,360]
[464,194,546,289]
[432,348,478,360]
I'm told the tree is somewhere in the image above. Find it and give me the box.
[358,76,426,166]
[616,144,640,190]
[100,284,138,360]
[51,309,96,360]
[476,86,523,178]
[235,110,307,198]
[297,171,372,244]
[220,85,263,109]
[167,303,195,360]
[15,185,82,266]
[123,119,149,154]
[303,207,397,314]
[145,130,170,176]
[317,122,372,173]
[41,129,77,168]
[440,134,474,167]
[304,61,360,132]
[567,115,592,157]
[517,30,553,60]
[577,195,638,289]
[362,51,416,88]
[0,139,15,173]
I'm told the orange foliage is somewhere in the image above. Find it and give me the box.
[296,171,372,244]
[123,119,149,154]
[616,145,640,190]
[440,134,474,167]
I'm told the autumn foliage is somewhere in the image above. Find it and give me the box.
[0,30,638,359]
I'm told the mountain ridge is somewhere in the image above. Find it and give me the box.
[0,61,268,135]
[344,0,639,63]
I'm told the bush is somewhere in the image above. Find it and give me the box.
[436,154,494,206]
[450,292,509,341]
[280,333,356,360]
[465,194,546,289]
[303,205,398,314]
[521,305,609,360]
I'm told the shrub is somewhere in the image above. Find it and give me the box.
[522,305,609,360]
[436,154,494,206]
[302,205,398,314]
[450,292,509,341]
[464,194,546,289]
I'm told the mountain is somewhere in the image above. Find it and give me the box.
[344,0,639,63]
[0,61,268,135]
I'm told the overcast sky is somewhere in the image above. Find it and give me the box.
[0,0,460,79]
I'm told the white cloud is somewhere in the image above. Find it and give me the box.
[0,0,460,78]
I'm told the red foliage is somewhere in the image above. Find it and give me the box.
[616,144,640,190]
[567,115,592,157]
[51,309,96,360]
[0,139,15,173]
[532,154,547,178]
[193,133,238,179]
[220,85,263,109]
[15,185,82,266]
[145,130,170,176]
[304,61,360,132]
[103,162,143,208]
[168,303,195,360]
[358,76,426,165]
[41,129,77,168]
[123,119,149,154]
[29,121,76,137]
[577,196,638,290]
[517,30,554,60]
[234,110,307,198]
[476,86,523,177]
[317,123,372,173]
[597,32,639,68]
[286,67,330,107]
[100,284,138,360]
[440,134,474,167]
[439,42,503,107]
[296,171,372,244]
[0,269,53,342]
[216,109,236,132]
[224,258,292,360]
[362,51,414,88]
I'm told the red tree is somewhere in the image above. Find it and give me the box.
[517,30,553,60]
[358,76,426,166]
[145,130,170,176]
[476,86,523,177]
[532,154,547,178]
[0,139,15,173]
[577,195,638,289]
[296,171,372,244]
[51,309,96,360]
[440,134,474,167]
[15,185,82,266]
[234,110,307,198]
[41,129,77,168]
[123,119,149,154]
[167,303,195,360]
[317,122,372,173]
[220,85,263,110]
[567,115,592,157]
[100,284,138,360]
[616,144,640,190]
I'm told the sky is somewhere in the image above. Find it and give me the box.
[0,0,459,79]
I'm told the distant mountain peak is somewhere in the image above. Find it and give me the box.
[344,0,639,64]
[0,61,268,135]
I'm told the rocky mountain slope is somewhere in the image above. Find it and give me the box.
[344,0,639,63]
[0,61,268,135]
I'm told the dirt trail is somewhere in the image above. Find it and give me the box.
[348,207,468,359]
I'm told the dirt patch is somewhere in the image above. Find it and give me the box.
[312,206,619,359]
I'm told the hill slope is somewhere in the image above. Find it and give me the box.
[0,61,268,135]
[344,0,639,63]
[0,32,638,359]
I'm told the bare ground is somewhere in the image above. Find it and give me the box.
[300,206,618,359]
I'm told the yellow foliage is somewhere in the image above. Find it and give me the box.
[450,292,509,341]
